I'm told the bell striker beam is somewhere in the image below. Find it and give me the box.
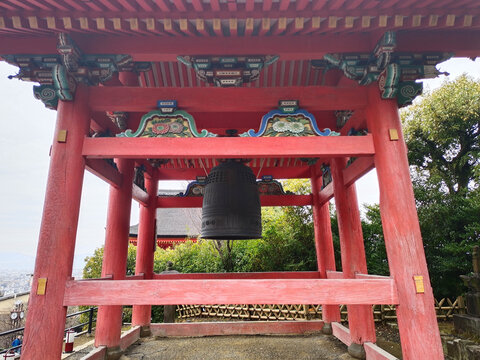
[331,158,376,351]
[22,85,91,360]
[95,158,135,350]
[365,86,444,359]
[310,165,341,328]
[132,173,159,330]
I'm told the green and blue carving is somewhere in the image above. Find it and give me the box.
[321,31,452,107]
[117,110,217,138]
[240,104,339,137]
[335,110,354,129]
[33,85,58,110]
[257,177,289,196]
[3,33,150,109]
[181,181,205,197]
[177,55,278,87]
[52,64,76,101]
[321,164,332,189]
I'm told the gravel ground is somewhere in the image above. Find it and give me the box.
[120,335,356,360]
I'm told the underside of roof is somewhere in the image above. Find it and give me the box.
[0,0,479,37]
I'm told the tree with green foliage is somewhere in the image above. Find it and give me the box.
[83,245,137,279]
[403,75,480,195]
[401,75,480,298]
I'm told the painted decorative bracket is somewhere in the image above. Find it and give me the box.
[335,110,354,129]
[321,165,332,189]
[177,55,279,87]
[240,101,339,137]
[320,31,452,106]
[257,176,290,196]
[181,180,206,197]
[133,165,146,191]
[3,33,150,109]
[117,109,217,138]
[106,111,128,130]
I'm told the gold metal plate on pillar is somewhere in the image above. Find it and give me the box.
[389,128,399,141]
[37,278,47,295]
[413,275,425,293]
[57,129,67,143]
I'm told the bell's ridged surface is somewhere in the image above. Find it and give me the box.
[201,160,261,240]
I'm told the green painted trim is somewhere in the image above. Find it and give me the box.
[117,110,217,138]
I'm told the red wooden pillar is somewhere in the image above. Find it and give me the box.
[119,71,139,86]
[95,158,134,351]
[310,165,341,332]
[132,172,158,332]
[22,85,91,360]
[331,157,376,356]
[365,86,443,359]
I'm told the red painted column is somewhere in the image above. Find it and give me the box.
[22,85,91,360]
[119,71,139,86]
[365,86,443,359]
[95,158,134,350]
[331,157,376,351]
[132,172,158,329]
[310,165,341,328]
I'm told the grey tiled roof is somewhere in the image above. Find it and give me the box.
[130,189,202,237]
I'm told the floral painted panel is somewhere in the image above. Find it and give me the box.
[240,109,339,137]
[117,110,217,138]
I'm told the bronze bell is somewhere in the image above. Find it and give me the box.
[201,159,262,240]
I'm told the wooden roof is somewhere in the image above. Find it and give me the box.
[0,0,479,38]
[2,1,479,182]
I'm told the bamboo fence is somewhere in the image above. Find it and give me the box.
[176,296,465,322]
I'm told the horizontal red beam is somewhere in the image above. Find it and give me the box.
[80,346,106,360]
[150,321,324,338]
[3,31,476,60]
[82,136,375,159]
[156,166,311,180]
[339,111,367,136]
[63,278,399,306]
[326,271,393,281]
[332,322,352,347]
[88,86,367,112]
[153,271,321,280]
[326,271,345,280]
[119,327,140,351]
[85,158,122,188]
[126,273,145,280]
[364,342,399,360]
[317,182,333,205]
[132,183,148,206]
[314,155,375,205]
[156,194,312,208]
[71,33,374,61]
[343,156,375,188]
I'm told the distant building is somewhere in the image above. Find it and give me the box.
[129,189,201,249]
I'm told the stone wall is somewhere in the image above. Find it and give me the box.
[442,335,480,360]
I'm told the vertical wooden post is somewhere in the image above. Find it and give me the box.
[310,165,341,331]
[119,71,139,87]
[365,86,444,359]
[95,158,134,351]
[132,172,158,332]
[22,85,90,360]
[331,157,376,356]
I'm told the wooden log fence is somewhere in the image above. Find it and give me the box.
[176,296,465,322]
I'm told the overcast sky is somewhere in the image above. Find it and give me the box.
[0,58,479,270]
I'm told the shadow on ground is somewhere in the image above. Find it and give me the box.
[120,335,356,360]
